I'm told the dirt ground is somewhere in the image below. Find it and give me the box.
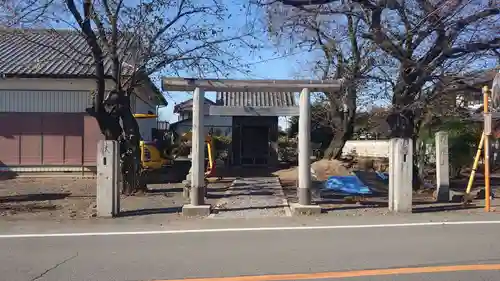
[274,158,500,215]
[2,157,499,221]
[0,177,229,221]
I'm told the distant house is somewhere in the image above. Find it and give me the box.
[449,69,500,138]
[170,97,232,137]
[170,91,297,166]
[0,28,167,175]
[452,69,497,111]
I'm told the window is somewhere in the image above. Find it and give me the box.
[178,111,193,121]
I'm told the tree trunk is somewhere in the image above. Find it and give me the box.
[324,87,356,160]
[388,80,424,190]
[324,119,355,160]
[416,138,426,184]
[119,94,145,195]
[324,131,346,160]
[411,136,422,191]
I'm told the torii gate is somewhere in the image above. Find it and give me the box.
[161,78,343,216]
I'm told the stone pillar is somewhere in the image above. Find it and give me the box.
[435,131,450,202]
[182,155,192,199]
[291,87,321,215]
[182,87,211,216]
[493,139,500,166]
[96,140,120,217]
[389,138,413,213]
[298,87,311,205]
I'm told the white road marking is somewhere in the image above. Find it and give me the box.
[1,220,500,239]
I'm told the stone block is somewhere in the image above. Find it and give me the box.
[290,203,322,216]
[182,204,211,217]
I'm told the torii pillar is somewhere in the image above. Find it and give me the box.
[181,87,211,216]
[290,88,322,215]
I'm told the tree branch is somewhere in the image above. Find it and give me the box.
[66,0,105,112]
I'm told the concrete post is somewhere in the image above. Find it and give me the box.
[182,153,193,199]
[191,87,205,205]
[96,140,120,217]
[388,138,413,213]
[435,131,450,202]
[182,87,211,216]
[292,87,321,215]
[298,87,311,205]
[388,139,394,211]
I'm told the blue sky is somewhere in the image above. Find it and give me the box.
[36,0,310,124]
[31,0,314,129]
[157,49,309,122]
[13,0,498,126]
[155,1,314,123]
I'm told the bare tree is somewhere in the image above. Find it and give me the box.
[2,0,256,194]
[265,1,391,159]
[265,0,498,137]
[259,0,498,189]
[0,0,60,26]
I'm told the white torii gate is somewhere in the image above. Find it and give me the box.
[161,78,343,216]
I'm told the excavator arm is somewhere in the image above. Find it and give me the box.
[131,113,216,177]
[180,132,216,177]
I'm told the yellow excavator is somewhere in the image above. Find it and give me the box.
[133,113,216,177]
[180,131,216,177]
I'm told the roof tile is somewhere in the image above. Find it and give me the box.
[0,28,134,77]
[216,91,296,107]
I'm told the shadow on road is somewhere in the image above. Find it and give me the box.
[212,204,287,213]
[0,193,71,203]
[0,203,59,212]
[118,206,182,217]
[413,204,482,213]
[0,193,95,203]
[145,187,184,194]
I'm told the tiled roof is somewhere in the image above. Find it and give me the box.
[0,28,134,77]
[173,97,215,113]
[216,92,296,107]
[444,69,498,92]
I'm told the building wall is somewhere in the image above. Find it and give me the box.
[134,96,157,141]
[341,140,390,158]
[172,115,233,137]
[0,78,158,172]
[0,88,101,173]
[0,112,97,165]
[0,90,93,112]
[232,116,278,166]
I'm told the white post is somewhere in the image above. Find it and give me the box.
[298,87,312,206]
[435,131,450,202]
[388,139,395,211]
[292,88,321,215]
[389,138,413,213]
[96,140,120,217]
[191,87,205,206]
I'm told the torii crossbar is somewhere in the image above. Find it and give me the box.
[162,77,343,216]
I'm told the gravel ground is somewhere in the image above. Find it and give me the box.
[0,177,228,221]
[209,177,290,219]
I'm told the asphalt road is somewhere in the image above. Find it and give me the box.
[1,219,500,281]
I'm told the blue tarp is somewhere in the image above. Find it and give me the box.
[324,176,373,195]
[375,171,389,182]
